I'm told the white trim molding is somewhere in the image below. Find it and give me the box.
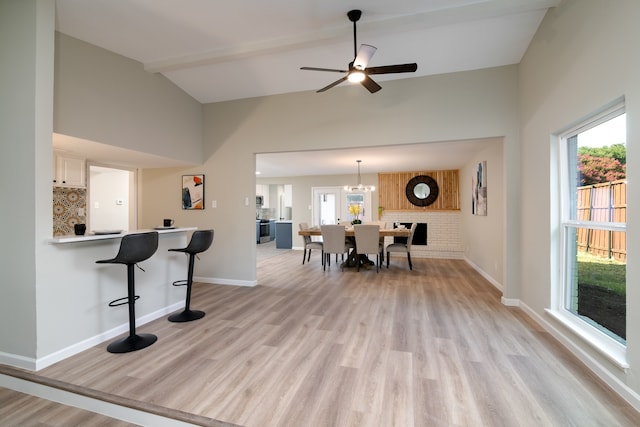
[520,302,640,412]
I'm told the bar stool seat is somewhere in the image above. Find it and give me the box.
[96,232,159,353]
[168,229,214,322]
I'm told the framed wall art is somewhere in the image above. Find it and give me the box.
[472,161,487,216]
[182,174,204,210]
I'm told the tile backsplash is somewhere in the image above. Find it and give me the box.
[53,187,87,236]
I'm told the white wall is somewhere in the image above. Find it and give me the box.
[7,0,640,406]
[151,66,519,288]
[54,33,203,165]
[519,0,640,398]
[0,2,206,364]
[460,139,505,286]
[0,0,55,360]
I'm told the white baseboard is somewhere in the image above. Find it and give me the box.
[1,302,184,372]
[500,296,520,306]
[519,302,640,412]
[463,257,640,411]
[0,352,37,371]
[194,276,256,287]
[463,257,503,292]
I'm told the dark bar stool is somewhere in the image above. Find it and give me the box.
[96,232,159,353]
[168,229,214,322]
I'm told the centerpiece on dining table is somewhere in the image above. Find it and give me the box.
[349,204,362,225]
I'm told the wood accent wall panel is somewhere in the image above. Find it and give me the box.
[378,170,460,211]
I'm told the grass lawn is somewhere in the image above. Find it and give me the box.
[577,251,626,296]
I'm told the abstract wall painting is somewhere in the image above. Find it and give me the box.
[182,174,204,210]
[472,161,487,216]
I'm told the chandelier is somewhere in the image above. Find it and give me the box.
[344,160,376,192]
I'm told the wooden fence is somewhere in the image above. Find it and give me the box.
[576,180,626,261]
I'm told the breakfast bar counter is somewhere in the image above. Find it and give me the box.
[38,227,198,367]
[48,227,197,244]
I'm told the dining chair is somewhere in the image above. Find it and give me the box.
[386,222,418,270]
[337,221,356,252]
[365,221,387,260]
[299,222,323,265]
[320,225,351,271]
[353,224,382,272]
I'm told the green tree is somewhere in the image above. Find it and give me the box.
[578,143,626,165]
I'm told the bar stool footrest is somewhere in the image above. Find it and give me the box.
[172,280,188,287]
[108,295,140,307]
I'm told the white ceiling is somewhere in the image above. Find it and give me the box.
[53,0,557,176]
[256,138,501,177]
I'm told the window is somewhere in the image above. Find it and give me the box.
[312,187,373,225]
[558,103,626,349]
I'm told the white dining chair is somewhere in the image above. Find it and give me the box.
[320,225,351,271]
[299,222,323,265]
[386,222,417,270]
[353,224,382,272]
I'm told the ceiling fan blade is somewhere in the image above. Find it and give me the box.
[301,66,348,73]
[317,76,348,92]
[366,63,418,75]
[360,75,382,93]
[353,44,377,70]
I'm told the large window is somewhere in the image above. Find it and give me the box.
[559,104,626,347]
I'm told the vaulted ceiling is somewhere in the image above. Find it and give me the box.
[53,0,558,175]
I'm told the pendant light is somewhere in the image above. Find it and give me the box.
[344,160,375,192]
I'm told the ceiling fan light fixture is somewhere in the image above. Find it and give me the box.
[348,71,365,83]
[300,10,417,93]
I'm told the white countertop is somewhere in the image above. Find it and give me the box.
[48,227,197,244]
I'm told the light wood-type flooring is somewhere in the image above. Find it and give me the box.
[5,250,640,426]
[0,387,136,426]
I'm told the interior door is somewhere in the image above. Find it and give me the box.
[312,187,341,226]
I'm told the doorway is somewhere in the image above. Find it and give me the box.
[312,187,373,225]
[88,164,136,231]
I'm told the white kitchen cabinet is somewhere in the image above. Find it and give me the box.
[53,153,86,187]
[284,184,292,207]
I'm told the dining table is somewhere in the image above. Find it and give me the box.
[298,225,411,268]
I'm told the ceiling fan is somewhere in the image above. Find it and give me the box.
[301,9,418,93]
